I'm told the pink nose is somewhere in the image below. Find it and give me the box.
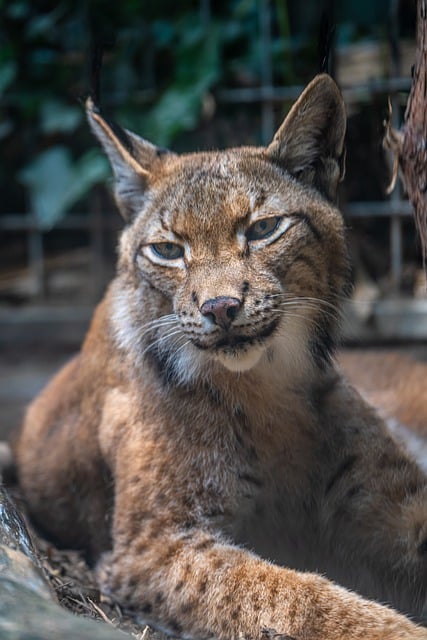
[200,296,241,330]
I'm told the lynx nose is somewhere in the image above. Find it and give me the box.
[200,296,241,330]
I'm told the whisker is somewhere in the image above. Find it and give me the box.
[141,328,184,359]
[139,312,177,325]
[172,339,193,358]
[270,292,338,303]
[137,317,180,341]
[137,314,179,332]
[269,293,340,313]
[276,301,339,322]
[274,310,333,334]
[138,324,178,342]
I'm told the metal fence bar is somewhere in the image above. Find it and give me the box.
[259,0,275,144]
[345,201,413,217]
[388,0,404,288]
[28,222,45,300]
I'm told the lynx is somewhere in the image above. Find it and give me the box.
[13,75,427,639]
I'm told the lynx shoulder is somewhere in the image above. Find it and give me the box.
[13,75,427,640]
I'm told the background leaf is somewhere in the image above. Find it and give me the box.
[19,147,109,229]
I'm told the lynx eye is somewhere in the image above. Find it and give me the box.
[246,216,282,241]
[151,242,184,260]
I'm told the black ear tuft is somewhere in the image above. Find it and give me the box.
[86,99,175,221]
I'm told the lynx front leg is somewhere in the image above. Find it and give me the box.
[99,449,427,640]
[99,523,426,640]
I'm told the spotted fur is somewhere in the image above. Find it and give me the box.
[13,76,427,639]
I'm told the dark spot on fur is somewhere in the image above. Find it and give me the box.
[377,453,408,470]
[206,385,222,405]
[261,627,296,640]
[293,212,323,242]
[161,541,183,563]
[134,540,148,554]
[127,575,139,588]
[417,539,427,556]
[238,472,263,488]
[231,606,241,620]
[346,484,362,500]
[192,291,198,304]
[341,276,353,299]
[310,374,339,411]
[293,253,318,274]
[141,602,153,614]
[182,563,192,579]
[127,511,153,538]
[309,321,335,368]
[255,189,267,209]
[180,602,196,614]
[269,574,280,601]
[197,577,208,593]
[205,506,228,518]
[212,557,223,569]
[194,538,215,551]
[242,281,250,295]
[325,455,358,496]
[154,592,165,605]
[248,445,259,461]
[168,619,183,633]
[404,481,421,497]
[174,580,184,592]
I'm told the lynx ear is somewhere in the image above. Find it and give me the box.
[86,98,173,221]
[267,74,346,202]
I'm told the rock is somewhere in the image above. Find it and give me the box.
[0,485,128,639]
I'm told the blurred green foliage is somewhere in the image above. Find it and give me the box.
[0,0,394,228]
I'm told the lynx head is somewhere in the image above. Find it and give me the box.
[87,75,348,383]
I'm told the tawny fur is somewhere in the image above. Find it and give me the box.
[13,75,427,640]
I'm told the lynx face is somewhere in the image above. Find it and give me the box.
[87,76,348,380]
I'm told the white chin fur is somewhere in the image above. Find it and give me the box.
[214,344,266,372]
